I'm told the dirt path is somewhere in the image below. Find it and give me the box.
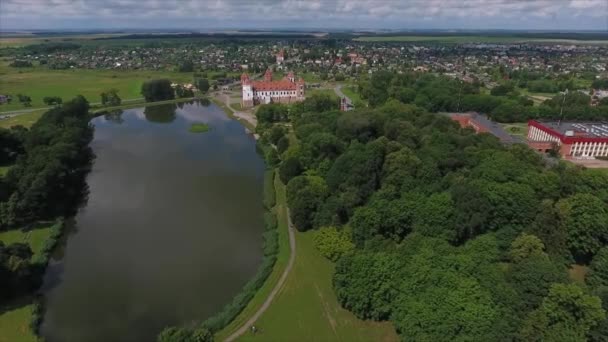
[224,209,297,342]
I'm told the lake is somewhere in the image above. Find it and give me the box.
[40,102,266,342]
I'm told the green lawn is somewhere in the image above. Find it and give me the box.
[0,303,38,342]
[308,88,339,100]
[0,110,46,128]
[215,173,291,341]
[340,86,366,108]
[500,122,529,139]
[0,64,196,112]
[0,225,53,259]
[235,220,398,342]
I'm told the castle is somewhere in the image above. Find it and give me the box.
[241,69,305,108]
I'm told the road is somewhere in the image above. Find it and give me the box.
[224,208,297,342]
[334,84,353,109]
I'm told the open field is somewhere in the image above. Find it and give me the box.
[216,173,291,341]
[235,229,398,342]
[0,33,129,48]
[0,225,53,259]
[0,63,199,111]
[0,110,46,128]
[0,303,38,342]
[354,35,608,45]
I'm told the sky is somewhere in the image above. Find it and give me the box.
[1,0,607,31]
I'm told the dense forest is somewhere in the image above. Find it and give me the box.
[0,96,93,306]
[358,71,608,122]
[254,91,608,341]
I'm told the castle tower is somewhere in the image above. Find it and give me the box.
[264,69,273,82]
[287,71,295,83]
[296,77,305,99]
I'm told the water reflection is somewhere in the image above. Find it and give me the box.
[41,102,265,342]
[144,103,177,123]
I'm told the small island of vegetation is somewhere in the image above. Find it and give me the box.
[189,123,210,133]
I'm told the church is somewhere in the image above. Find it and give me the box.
[241,69,305,108]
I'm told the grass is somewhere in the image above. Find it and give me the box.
[215,173,291,341]
[0,166,10,177]
[0,303,38,342]
[307,88,339,100]
[189,122,211,133]
[229,175,398,342]
[0,110,46,128]
[340,85,367,108]
[500,122,529,139]
[0,64,196,112]
[0,225,54,259]
[569,264,589,285]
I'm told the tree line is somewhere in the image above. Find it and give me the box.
[0,97,94,311]
[254,92,608,341]
[358,71,608,123]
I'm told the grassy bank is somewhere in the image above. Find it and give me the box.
[236,228,398,342]
[215,172,291,341]
[0,110,46,129]
[0,303,38,342]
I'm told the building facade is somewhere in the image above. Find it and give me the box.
[241,69,305,108]
[527,120,608,158]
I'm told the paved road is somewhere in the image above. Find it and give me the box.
[334,84,353,109]
[224,208,297,342]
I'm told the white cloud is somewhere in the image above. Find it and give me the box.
[0,0,605,29]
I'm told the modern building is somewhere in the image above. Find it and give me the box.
[241,69,305,108]
[527,120,608,158]
[448,112,518,143]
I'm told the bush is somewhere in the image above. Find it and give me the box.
[313,226,354,261]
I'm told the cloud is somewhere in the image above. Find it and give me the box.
[1,0,606,30]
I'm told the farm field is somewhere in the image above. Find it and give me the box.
[0,64,197,111]
[354,35,608,45]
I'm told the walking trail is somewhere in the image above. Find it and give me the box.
[223,208,296,342]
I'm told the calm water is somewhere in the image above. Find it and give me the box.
[40,102,266,342]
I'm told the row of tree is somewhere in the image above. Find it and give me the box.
[0,96,94,228]
[255,92,608,340]
[357,71,608,123]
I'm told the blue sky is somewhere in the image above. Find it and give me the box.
[1,0,607,31]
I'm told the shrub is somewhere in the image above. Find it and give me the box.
[313,226,355,261]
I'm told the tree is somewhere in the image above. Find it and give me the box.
[557,193,608,259]
[100,89,121,106]
[141,79,175,102]
[588,247,608,288]
[16,94,32,107]
[334,252,401,320]
[286,175,328,231]
[195,78,210,93]
[278,156,302,184]
[175,85,194,98]
[178,60,194,72]
[520,284,605,341]
[43,96,62,106]
[510,233,547,263]
[312,226,354,261]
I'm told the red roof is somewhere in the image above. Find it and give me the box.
[528,120,608,144]
[252,80,297,91]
